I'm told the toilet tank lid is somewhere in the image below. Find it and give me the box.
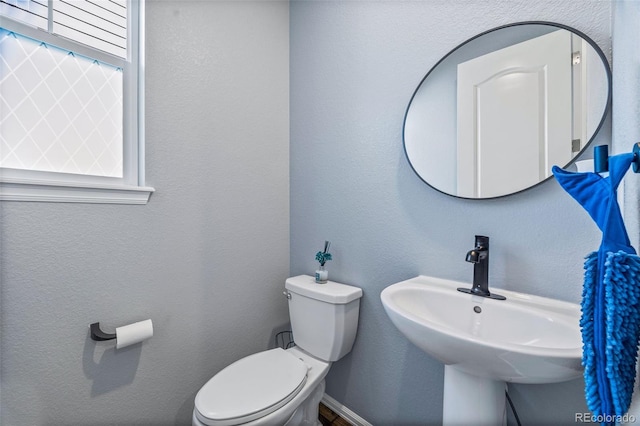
[285,275,363,304]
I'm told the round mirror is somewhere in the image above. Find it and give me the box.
[403,22,611,199]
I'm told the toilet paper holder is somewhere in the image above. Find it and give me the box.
[89,319,154,349]
[90,322,116,341]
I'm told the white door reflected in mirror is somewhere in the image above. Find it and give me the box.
[456,30,571,198]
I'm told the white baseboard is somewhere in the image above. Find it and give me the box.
[321,393,373,426]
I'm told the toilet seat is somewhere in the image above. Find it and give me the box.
[194,348,308,426]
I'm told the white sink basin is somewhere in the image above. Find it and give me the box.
[380,275,582,384]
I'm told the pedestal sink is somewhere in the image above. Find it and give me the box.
[380,275,582,425]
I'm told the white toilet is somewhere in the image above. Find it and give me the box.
[193,275,363,426]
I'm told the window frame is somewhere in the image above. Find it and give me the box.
[0,0,153,204]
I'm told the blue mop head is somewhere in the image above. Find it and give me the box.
[603,251,640,415]
[582,250,640,418]
[582,252,599,413]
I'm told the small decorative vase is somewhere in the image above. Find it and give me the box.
[315,265,328,284]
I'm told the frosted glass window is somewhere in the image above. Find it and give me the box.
[0,29,123,177]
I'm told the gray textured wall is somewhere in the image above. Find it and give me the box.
[290,1,612,424]
[0,1,290,424]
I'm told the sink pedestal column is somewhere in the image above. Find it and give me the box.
[443,366,506,425]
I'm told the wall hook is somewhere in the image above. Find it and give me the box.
[90,322,116,341]
[593,144,640,173]
[594,145,609,173]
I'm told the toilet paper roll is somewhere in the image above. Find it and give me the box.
[116,319,153,349]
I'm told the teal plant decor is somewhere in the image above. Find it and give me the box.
[315,241,332,283]
[315,251,332,266]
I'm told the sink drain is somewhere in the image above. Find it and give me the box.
[473,306,482,313]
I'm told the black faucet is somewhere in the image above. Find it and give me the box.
[457,235,506,300]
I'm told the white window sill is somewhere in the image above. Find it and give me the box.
[0,177,155,204]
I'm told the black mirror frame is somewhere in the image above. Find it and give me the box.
[402,21,612,200]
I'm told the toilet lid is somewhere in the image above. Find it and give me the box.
[195,348,308,426]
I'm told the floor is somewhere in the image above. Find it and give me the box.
[318,402,354,426]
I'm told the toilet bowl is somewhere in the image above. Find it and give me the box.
[193,346,330,426]
[193,275,362,426]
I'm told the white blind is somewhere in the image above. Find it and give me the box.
[53,0,127,58]
[0,0,127,58]
[0,0,47,29]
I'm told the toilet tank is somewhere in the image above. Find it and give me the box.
[285,275,363,362]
